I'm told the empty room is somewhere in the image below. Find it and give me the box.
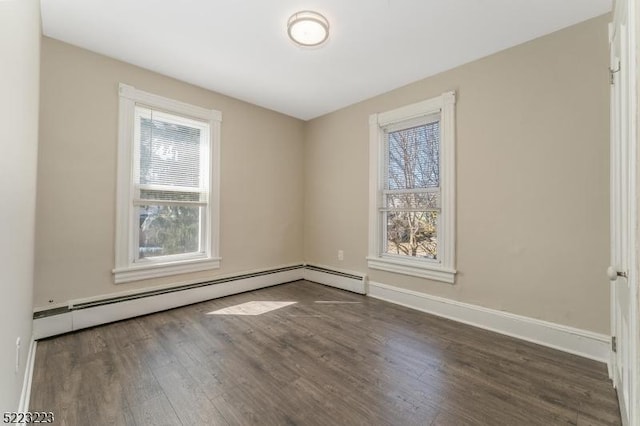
[2,0,639,424]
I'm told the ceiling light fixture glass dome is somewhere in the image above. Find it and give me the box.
[287,11,329,47]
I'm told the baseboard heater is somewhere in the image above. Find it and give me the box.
[33,264,305,339]
[32,263,368,339]
[302,264,367,294]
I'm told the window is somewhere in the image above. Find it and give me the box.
[367,92,456,283]
[114,84,221,283]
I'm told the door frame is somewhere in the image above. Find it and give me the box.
[609,1,639,425]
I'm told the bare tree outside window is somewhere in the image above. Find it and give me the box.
[384,120,440,259]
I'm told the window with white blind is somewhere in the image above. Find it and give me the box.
[114,84,221,283]
[368,92,456,283]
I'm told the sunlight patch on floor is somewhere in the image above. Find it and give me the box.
[207,301,297,315]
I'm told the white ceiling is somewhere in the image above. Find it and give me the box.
[41,0,612,120]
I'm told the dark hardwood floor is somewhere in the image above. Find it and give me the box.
[30,280,620,425]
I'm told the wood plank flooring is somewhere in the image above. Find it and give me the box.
[30,280,620,425]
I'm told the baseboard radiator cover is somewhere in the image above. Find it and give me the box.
[33,264,304,339]
[303,264,367,294]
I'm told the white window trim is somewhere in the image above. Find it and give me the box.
[367,91,456,284]
[113,83,222,284]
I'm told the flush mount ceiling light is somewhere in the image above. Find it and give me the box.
[287,11,329,47]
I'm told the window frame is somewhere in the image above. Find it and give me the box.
[114,83,222,284]
[367,91,456,283]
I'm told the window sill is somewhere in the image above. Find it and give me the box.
[113,257,221,284]
[366,256,456,283]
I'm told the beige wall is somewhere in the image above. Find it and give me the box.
[36,15,611,334]
[35,38,305,308]
[0,0,40,411]
[304,15,611,334]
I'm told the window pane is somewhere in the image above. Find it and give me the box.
[140,189,202,202]
[385,211,438,259]
[387,121,439,190]
[138,205,201,259]
[139,114,202,188]
[386,192,439,209]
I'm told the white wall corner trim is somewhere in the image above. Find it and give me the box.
[368,281,611,364]
[17,338,37,416]
[303,264,367,294]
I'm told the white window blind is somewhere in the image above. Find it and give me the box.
[132,107,210,260]
[134,107,209,203]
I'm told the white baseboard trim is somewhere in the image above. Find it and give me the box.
[303,264,367,294]
[18,338,36,415]
[33,265,304,339]
[368,281,611,364]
